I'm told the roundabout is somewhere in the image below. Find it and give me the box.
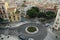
[0,21,47,40]
[16,22,47,40]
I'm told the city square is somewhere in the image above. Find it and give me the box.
[0,0,60,40]
[0,21,47,40]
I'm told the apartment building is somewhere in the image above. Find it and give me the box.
[7,7,21,22]
[0,1,9,20]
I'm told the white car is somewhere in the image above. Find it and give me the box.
[45,23,50,27]
[28,38,34,40]
[45,23,52,28]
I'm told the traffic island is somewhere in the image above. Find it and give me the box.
[25,26,39,34]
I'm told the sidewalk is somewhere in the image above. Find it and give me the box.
[6,21,29,28]
[0,34,20,40]
[44,28,60,40]
[5,21,40,28]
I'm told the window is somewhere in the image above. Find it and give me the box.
[55,25,57,27]
[9,16,12,22]
[57,18,59,21]
[0,12,2,15]
[2,16,3,18]
[5,15,7,18]
[9,16,11,19]
[3,10,5,13]
[2,6,4,10]
[0,10,2,15]
[58,27,60,31]
[18,16,20,20]
[56,22,59,24]
[59,14,60,16]
[13,16,15,20]
[10,19,12,22]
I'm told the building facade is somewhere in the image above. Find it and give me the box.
[53,6,60,30]
[44,6,60,40]
[7,7,21,22]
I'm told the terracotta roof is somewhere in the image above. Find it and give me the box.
[25,2,56,10]
[25,2,32,4]
[37,4,56,10]
[7,7,16,12]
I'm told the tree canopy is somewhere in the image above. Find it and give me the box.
[0,18,4,23]
[45,11,56,19]
[26,6,56,19]
[27,7,39,18]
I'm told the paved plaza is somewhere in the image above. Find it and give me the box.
[0,34,19,40]
[44,28,60,40]
[0,21,47,40]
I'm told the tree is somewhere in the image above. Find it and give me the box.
[23,0,26,3]
[15,10,20,14]
[37,12,46,18]
[0,18,4,22]
[21,4,26,7]
[0,18,4,23]
[46,11,56,19]
[0,18,9,24]
[27,7,39,18]
[27,9,37,18]
[21,0,26,7]
[31,7,39,12]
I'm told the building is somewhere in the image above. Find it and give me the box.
[24,0,57,12]
[7,7,21,22]
[0,0,9,20]
[37,3,57,13]
[44,6,60,40]
[53,6,60,30]
[0,0,21,23]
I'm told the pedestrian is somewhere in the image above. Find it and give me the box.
[56,36,58,38]
[52,28,54,31]
[7,36,9,38]
[1,38,3,40]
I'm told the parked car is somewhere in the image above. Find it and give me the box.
[18,34,25,40]
[45,23,52,28]
[45,23,50,27]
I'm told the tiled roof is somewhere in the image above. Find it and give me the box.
[7,7,16,12]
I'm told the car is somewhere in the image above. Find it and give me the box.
[45,23,50,27]
[18,34,25,40]
[28,38,34,40]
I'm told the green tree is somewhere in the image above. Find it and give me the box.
[27,9,37,18]
[31,7,39,12]
[46,11,56,19]
[23,0,26,3]
[15,10,20,14]
[27,7,39,18]
[21,0,26,7]
[37,12,46,18]
[21,4,26,7]
[0,18,4,23]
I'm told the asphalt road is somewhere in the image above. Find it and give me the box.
[0,22,47,40]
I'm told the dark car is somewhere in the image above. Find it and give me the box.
[18,34,25,40]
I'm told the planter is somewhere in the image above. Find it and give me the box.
[25,26,38,34]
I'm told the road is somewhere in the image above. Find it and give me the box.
[0,17,55,40]
[0,22,47,40]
